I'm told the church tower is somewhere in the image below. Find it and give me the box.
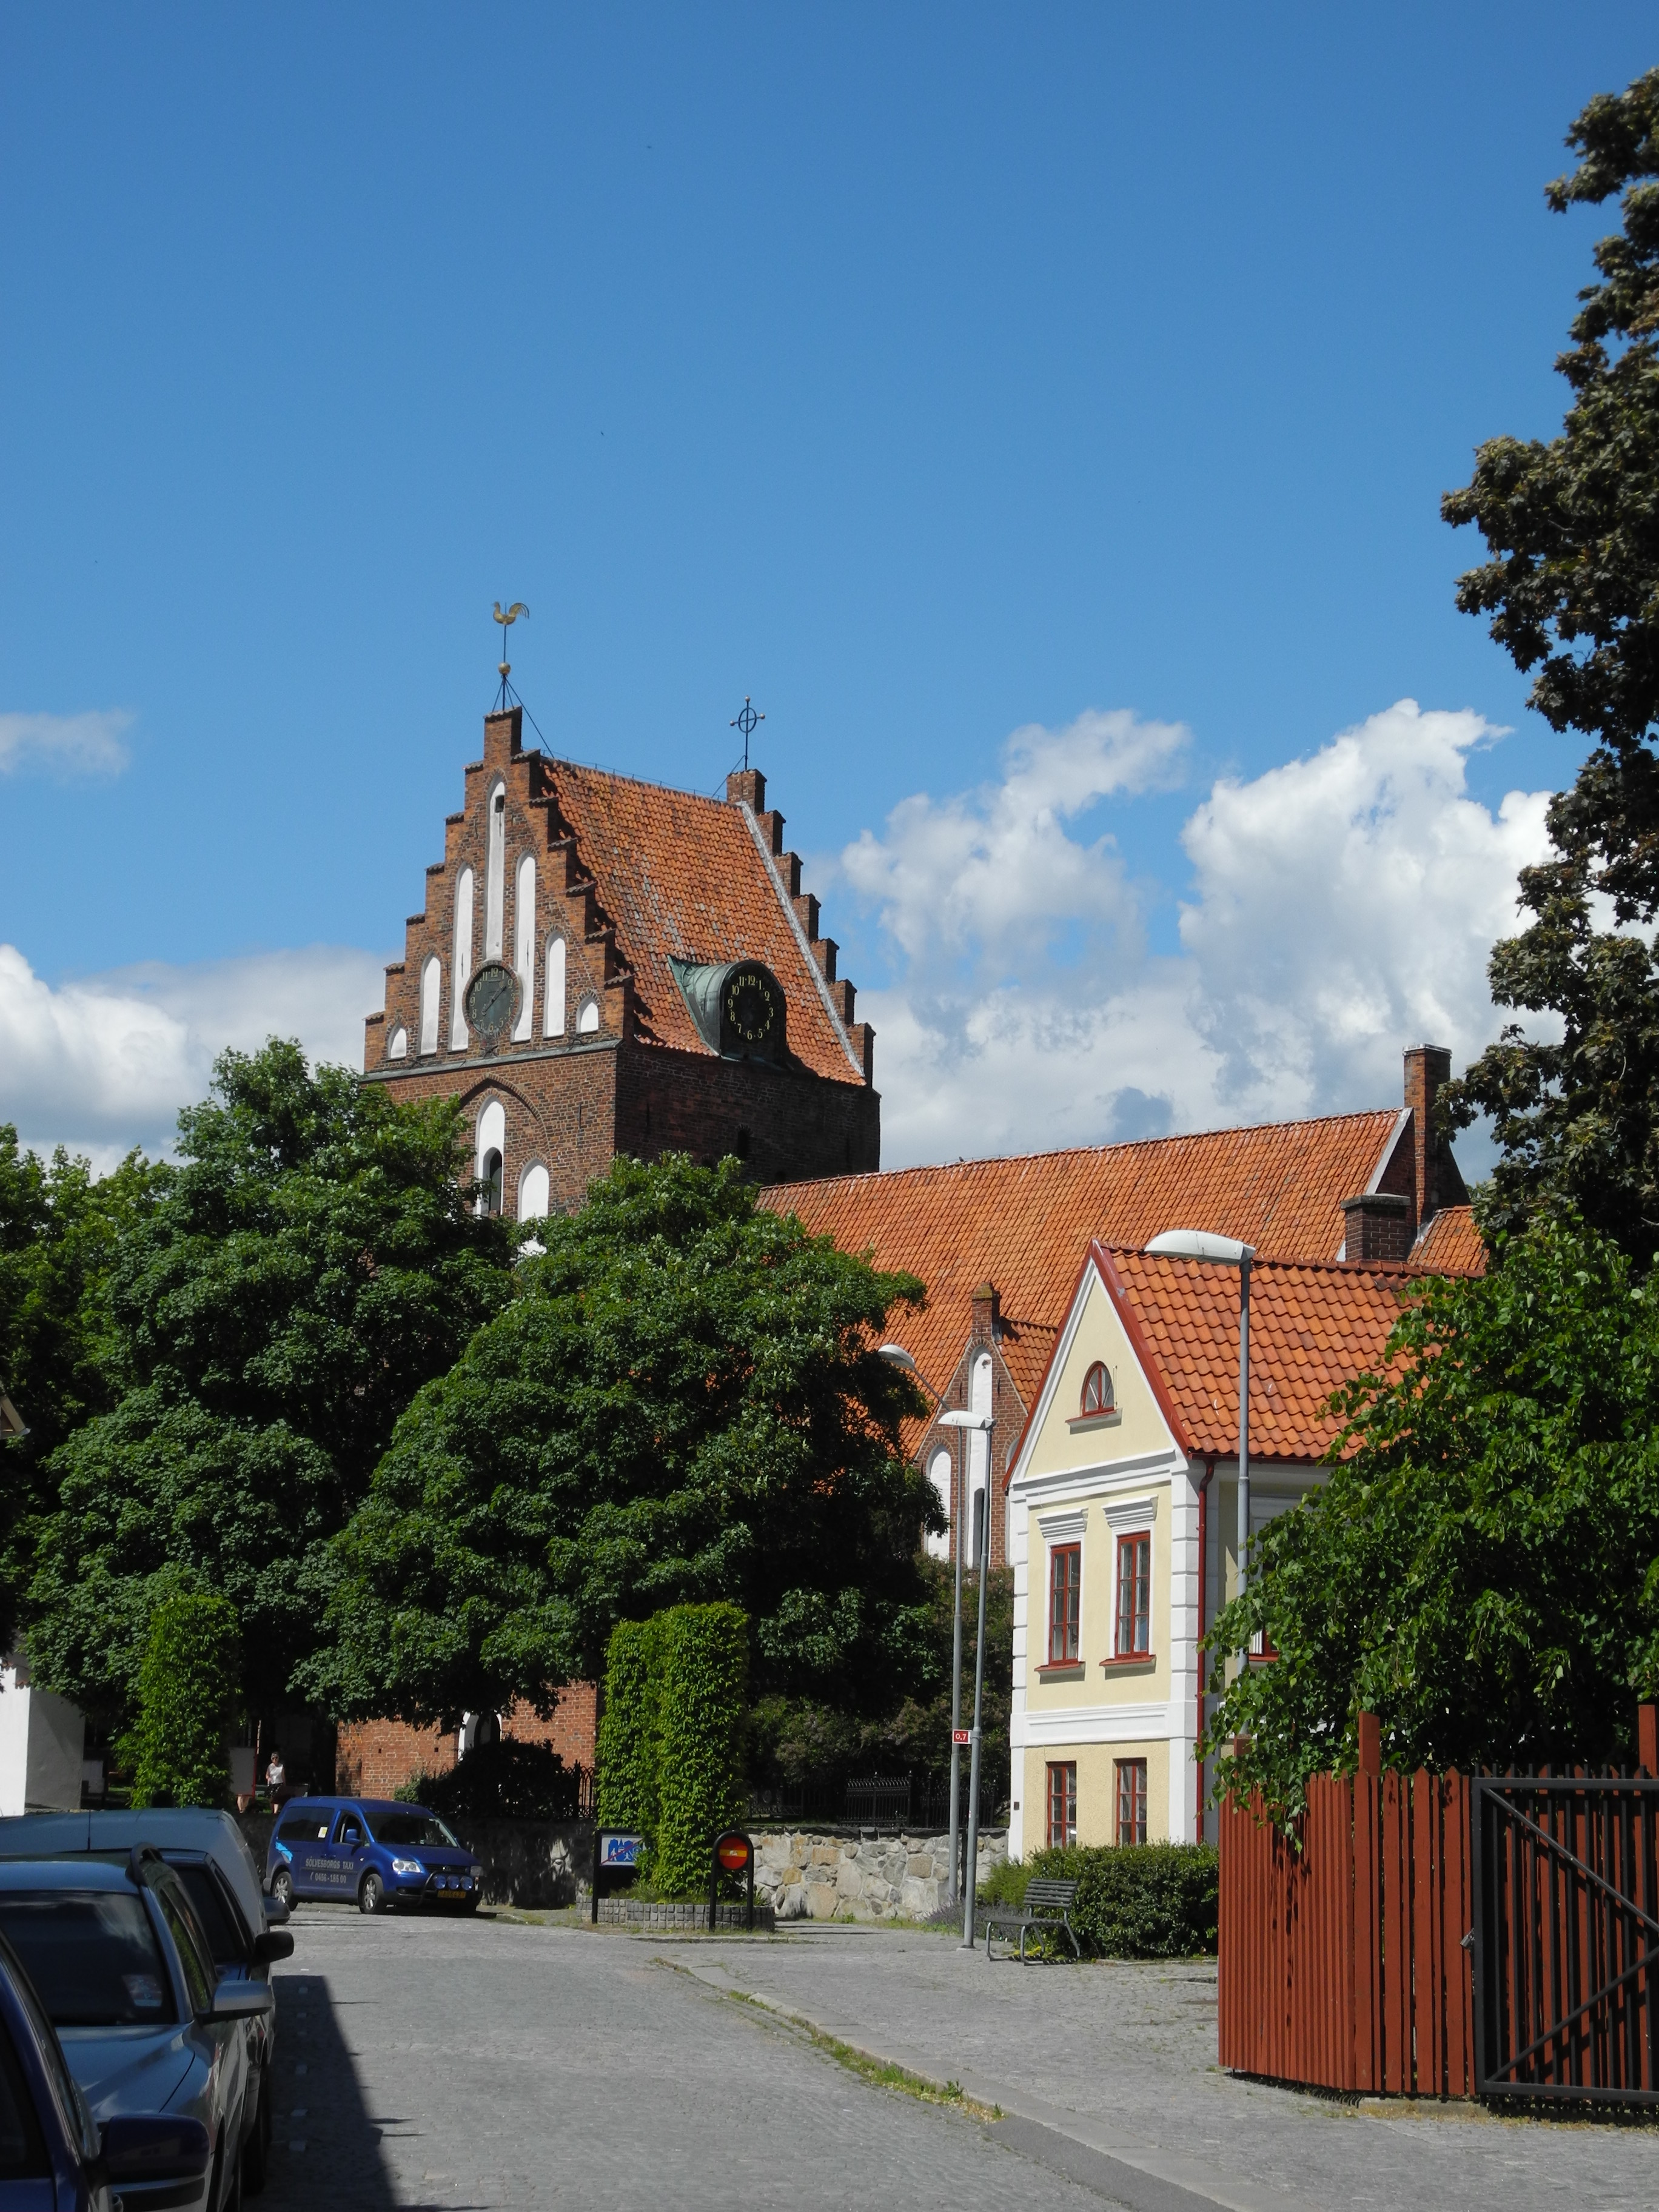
[362,706,880,1213]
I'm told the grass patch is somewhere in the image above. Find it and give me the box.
[674,1969,1002,2119]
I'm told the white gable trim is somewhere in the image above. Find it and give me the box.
[1005,1252,1179,1496]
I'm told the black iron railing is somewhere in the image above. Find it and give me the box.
[746,1771,1005,1834]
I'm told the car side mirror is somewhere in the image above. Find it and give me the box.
[252,1928,295,1964]
[101,2113,212,2183]
[206,1977,275,2022]
[262,1890,291,1926]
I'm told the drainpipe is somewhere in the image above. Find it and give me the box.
[1196,1457,1214,1844]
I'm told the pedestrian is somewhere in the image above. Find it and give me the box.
[265,1746,287,1806]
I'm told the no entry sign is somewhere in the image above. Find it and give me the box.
[709,1830,757,1931]
[716,1834,752,1875]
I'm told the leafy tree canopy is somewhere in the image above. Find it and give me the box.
[27,1041,513,1732]
[0,1130,161,1648]
[1202,1219,1659,1816]
[1441,71,1659,1255]
[301,1153,937,1726]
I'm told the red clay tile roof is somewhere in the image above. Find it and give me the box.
[1410,1204,1486,1275]
[766,1110,1403,1400]
[1096,1245,1418,1464]
[546,761,863,1085]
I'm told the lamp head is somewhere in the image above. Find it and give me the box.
[1145,1228,1255,1266]
[936,1410,994,1432]
[876,1343,917,1373]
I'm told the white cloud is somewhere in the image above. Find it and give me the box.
[0,710,132,778]
[836,700,1554,1170]
[0,943,390,1164]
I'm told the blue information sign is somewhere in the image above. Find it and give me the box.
[600,1832,643,1868]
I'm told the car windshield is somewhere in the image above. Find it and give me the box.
[365,1813,459,1850]
[0,1893,177,2029]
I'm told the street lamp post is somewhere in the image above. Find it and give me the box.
[879,1345,993,1912]
[1144,1230,1255,1821]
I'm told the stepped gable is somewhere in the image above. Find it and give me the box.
[548,760,866,1084]
[765,1108,1401,1403]
[1099,1244,1419,1464]
[1410,1202,1486,1274]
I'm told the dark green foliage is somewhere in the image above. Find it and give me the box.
[305,1155,933,1725]
[1202,1219,1659,1817]
[27,1042,513,1735]
[747,1560,1013,1808]
[397,1738,580,1821]
[1439,71,1659,1255]
[129,1592,241,1809]
[996,1846,1219,1959]
[595,1615,669,1841]
[0,1130,161,1649]
[652,1603,748,1898]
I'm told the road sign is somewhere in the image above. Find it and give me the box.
[599,1832,643,1868]
[716,1834,752,1875]
[953,1728,972,1746]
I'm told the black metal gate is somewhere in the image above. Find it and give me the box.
[1472,1775,1659,2103]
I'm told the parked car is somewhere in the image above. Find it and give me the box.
[0,1811,293,2193]
[0,1922,210,2212]
[266,1798,484,1915]
[0,1855,271,2210]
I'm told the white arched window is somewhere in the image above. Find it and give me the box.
[485,783,506,960]
[418,958,441,1056]
[544,936,567,1038]
[513,854,535,1042]
[925,1447,951,1563]
[577,996,600,1035]
[968,1352,992,1566]
[386,1025,408,1062]
[475,1098,506,1217]
[450,868,474,1050]
[518,1161,549,1222]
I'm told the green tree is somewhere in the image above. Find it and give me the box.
[1440,70,1659,1256]
[129,1591,241,1809]
[0,1131,161,1647]
[27,1041,514,1736]
[1201,1219,1659,1816]
[303,1153,936,1725]
[652,1603,749,1897]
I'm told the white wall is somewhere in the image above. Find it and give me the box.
[0,1661,85,1816]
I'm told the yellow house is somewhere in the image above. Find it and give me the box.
[1005,1239,1426,1856]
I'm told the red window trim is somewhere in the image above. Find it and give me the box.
[1114,1755,1148,1846]
[1099,1652,1156,1667]
[1048,1541,1082,1666]
[1114,1529,1151,1658]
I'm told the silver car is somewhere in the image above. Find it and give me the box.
[0,1852,270,2211]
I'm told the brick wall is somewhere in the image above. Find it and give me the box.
[614,1041,878,1189]
[334,1686,599,1803]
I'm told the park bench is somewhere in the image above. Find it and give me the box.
[982,1875,1082,1961]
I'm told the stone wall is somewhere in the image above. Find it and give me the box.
[754,1828,1008,1922]
[596,1899,776,1931]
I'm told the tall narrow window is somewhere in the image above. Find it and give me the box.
[513,853,535,1041]
[544,936,566,1037]
[451,868,475,1050]
[517,1161,549,1222]
[418,957,441,1056]
[1115,1532,1151,1657]
[1116,1757,1148,1845]
[386,1025,407,1061]
[967,1351,991,1566]
[485,785,506,959]
[1047,1544,1081,1664]
[1047,1762,1078,1850]
[925,1448,951,1563]
[475,1099,506,1217]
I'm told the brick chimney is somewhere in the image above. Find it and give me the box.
[726,767,766,810]
[1341,1192,1410,1264]
[1403,1046,1466,1232]
[970,1281,1000,1348]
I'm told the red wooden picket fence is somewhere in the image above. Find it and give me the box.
[1218,1715,1473,2094]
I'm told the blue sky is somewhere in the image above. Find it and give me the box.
[2,6,1652,1166]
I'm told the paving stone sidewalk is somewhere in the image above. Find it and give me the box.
[679,1923,1659,2212]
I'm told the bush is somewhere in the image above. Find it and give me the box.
[652,1604,748,1899]
[595,1615,669,1848]
[397,1738,581,1821]
[976,1856,1031,1913]
[1023,1843,1218,1958]
[127,1592,240,1809]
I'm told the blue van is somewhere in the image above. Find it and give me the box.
[264,1799,485,1916]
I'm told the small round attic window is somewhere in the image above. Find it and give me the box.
[1081,1361,1114,1417]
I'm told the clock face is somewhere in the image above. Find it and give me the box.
[724,968,779,1050]
[466,962,518,1045]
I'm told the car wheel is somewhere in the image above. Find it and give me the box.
[269,1866,294,1914]
[358,1871,386,1915]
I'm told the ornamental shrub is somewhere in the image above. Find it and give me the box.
[1020,1843,1219,1958]
[128,1592,240,1809]
[595,1614,670,1848]
[649,1603,749,1898]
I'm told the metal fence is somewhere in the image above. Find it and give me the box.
[747,1771,1005,1834]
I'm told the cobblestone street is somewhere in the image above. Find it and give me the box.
[260,1906,1659,2211]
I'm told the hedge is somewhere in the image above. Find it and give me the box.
[651,1603,748,1899]
[1004,1843,1219,1957]
[129,1592,241,1809]
[595,1614,669,1847]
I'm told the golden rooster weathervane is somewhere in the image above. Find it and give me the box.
[492,601,528,710]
